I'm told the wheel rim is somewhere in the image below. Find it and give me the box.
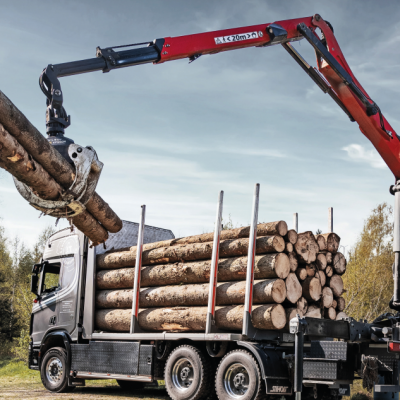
[171,357,194,391]
[45,356,64,386]
[224,362,250,398]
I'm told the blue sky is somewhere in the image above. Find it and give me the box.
[0,0,398,252]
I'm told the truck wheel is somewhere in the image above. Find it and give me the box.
[164,345,212,400]
[40,347,74,393]
[117,379,146,390]
[215,350,264,400]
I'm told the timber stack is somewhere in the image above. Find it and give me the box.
[0,90,122,245]
[94,221,349,333]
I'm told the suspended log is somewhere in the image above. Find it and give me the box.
[315,270,326,287]
[315,235,327,251]
[324,307,337,320]
[328,275,344,297]
[306,264,316,277]
[325,265,333,278]
[336,296,345,311]
[0,123,108,246]
[302,277,322,302]
[305,304,321,318]
[96,278,287,308]
[96,253,290,290]
[321,233,340,253]
[285,242,294,253]
[285,273,302,304]
[296,268,307,281]
[284,307,303,330]
[287,252,298,272]
[95,304,287,332]
[332,252,346,275]
[0,90,122,234]
[284,229,298,245]
[97,235,285,270]
[315,253,327,271]
[294,232,319,263]
[336,312,348,320]
[321,287,333,308]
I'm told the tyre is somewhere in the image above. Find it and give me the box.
[117,379,146,391]
[164,345,212,400]
[40,347,74,393]
[215,349,264,400]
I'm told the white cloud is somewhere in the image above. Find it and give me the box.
[342,144,386,169]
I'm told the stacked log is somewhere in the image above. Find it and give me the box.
[94,223,348,332]
[0,90,122,245]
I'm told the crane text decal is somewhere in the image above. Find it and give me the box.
[214,32,259,45]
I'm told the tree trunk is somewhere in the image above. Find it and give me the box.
[336,296,345,311]
[95,304,286,332]
[321,233,340,253]
[321,287,333,308]
[332,299,337,309]
[296,268,307,281]
[97,235,285,270]
[0,123,108,246]
[285,273,302,304]
[327,275,344,297]
[284,229,298,245]
[285,242,293,253]
[294,232,319,263]
[305,305,321,318]
[315,253,327,271]
[96,278,287,308]
[296,297,308,315]
[314,270,326,287]
[315,235,327,251]
[324,307,336,320]
[287,252,298,272]
[306,264,316,277]
[302,277,322,302]
[325,265,333,277]
[336,311,348,320]
[323,252,333,264]
[96,253,290,290]
[332,252,346,275]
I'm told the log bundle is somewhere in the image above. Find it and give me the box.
[94,221,348,332]
[0,90,122,245]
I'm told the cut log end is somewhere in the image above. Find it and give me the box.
[284,229,298,245]
[332,252,346,275]
[285,273,302,304]
[302,277,322,302]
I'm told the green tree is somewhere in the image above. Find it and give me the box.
[343,203,394,321]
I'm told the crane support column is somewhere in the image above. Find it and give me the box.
[391,182,400,310]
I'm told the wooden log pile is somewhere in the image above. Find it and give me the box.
[94,220,349,333]
[0,90,122,245]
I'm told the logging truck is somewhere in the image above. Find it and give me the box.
[23,14,400,400]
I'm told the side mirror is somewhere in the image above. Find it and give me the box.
[30,274,39,296]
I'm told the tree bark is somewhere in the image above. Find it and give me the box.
[315,235,327,251]
[332,252,346,275]
[284,229,298,245]
[96,278,287,308]
[96,253,290,290]
[336,311,348,320]
[97,235,285,270]
[294,232,319,263]
[327,275,344,297]
[285,242,293,253]
[287,252,298,272]
[321,287,333,308]
[321,233,340,253]
[0,123,108,245]
[95,304,286,332]
[336,296,345,311]
[325,265,333,277]
[315,270,326,287]
[315,253,327,271]
[305,304,321,318]
[295,268,307,281]
[285,273,302,304]
[324,307,336,320]
[0,90,122,234]
[302,277,322,302]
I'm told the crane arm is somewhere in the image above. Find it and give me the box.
[40,14,400,179]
